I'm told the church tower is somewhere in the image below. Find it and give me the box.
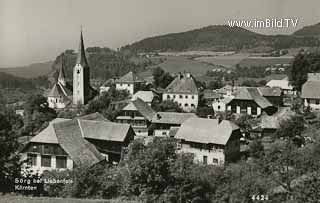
[73,29,91,105]
[58,56,66,86]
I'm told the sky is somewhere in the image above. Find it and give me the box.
[1,0,320,67]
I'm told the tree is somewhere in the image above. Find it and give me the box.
[248,139,264,159]
[0,112,22,193]
[276,115,305,146]
[152,67,173,88]
[152,100,183,112]
[23,94,57,136]
[207,80,223,90]
[288,53,309,91]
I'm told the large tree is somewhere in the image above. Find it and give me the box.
[152,67,174,88]
[288,53,309,91]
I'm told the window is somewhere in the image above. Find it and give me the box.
[212,158,218,164]
[167,95,170,99]
[27,154,37,166]
[218,105,220,110]
[162,131,167,136]
[316,100,320,105]
[179,103,182,106]
[120,83,123,86]
[185,103,188,107]
[56,156,67,169]
[77,69,80,74]
[191,104,195,108]
[128,84,131,87]
[185,95,188,99]
[41,155,51,167]
[192,96,194,99]
[173,95,176,99]
[179,95,183,99]
[203,156,208,165]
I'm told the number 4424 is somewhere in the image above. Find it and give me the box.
[251,195,269,201]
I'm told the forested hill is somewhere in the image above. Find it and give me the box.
[49,47,154,84]
[294,23,320,37]
[122,25,319,53]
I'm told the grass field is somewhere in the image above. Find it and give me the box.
[238,56,294,67]
[0,195,139,203]
[139,56,219,78]
[194,53,250,68]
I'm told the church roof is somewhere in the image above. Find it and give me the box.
[58,56,66,83]
[76,29,89,67]
[116,71,144,83]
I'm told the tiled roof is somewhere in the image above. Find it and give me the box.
[122,98,156,121]
[266,79,293,90]
[78,112,109,121]
[175,118,239,145]
[132,91,155,103]
[116,71,144,83]
[258,87,282,97]
[165,73,198,94]
[151,112,198,125]
[301,81,320,99]
[78,120,132,142]
[232,87,273,109]
[30,118,71,144]
[53,120,104,167]
[203,89,221,99]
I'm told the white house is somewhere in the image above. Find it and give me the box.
[212,98,233,113]
[115,71,145,95]
[175,117,241,166]
[163,72,199,112]
[266,77,295,95]
[301,73,320,110]
[131,91,156,106]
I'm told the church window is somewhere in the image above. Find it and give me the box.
[77,69,80,74]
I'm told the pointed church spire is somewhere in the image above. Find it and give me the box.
[58,54,66,86]
[76,28,89,67]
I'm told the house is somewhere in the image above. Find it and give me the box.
[115,71,145,95]
[202,89,223,106]
[212,98,233,113]
[216,87,278,116]
[131,91,156,106]
[266,77,295,95]
[20,113,135,174]
[116,98,156,136]
[175,117,241,166]
[150,112,198,137]
[301,73,320,110]
[162,72,199,112]
[99,78,115,95]
[258,87,283,107]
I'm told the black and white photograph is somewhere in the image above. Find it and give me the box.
[1,0,320,202]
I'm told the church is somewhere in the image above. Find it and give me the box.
[48,30,96,109]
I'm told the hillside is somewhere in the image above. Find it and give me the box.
[0,61,53,78]
[294,23,320,37]
[122,25,319,53]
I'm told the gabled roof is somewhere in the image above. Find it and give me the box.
[175,118,239,145]
[29,118,71,144]
[202,89,221,99]
[78,112,109,121]
[132,91,155,103]
[301,80,320,99]
[53,120,104,167]
[76,29,89,67]
[266,78,293,90]
[165,73,198,94]
[258,87,282,97]
[116,71,144,83]
[151,112,198,125]
[78,120,132,142]
[232,87,273,109]
[122,98,156,120]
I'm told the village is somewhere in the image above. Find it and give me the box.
[2,1,320,202]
